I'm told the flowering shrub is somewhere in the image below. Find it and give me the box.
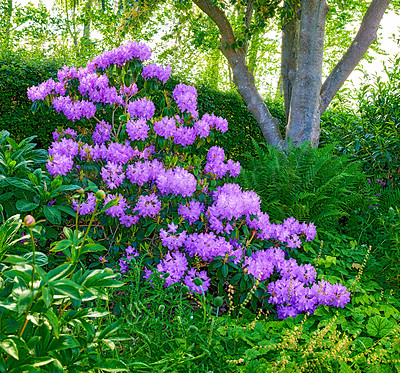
[28,41,350,319]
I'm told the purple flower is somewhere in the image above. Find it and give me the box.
[101,162,125,189]
[172,83,198,118]
[160,228,187,250]
[93,120,112,144]
[47,154,74,176]
[173,126,196,147]
[142,63,171,84]
[156,167,197,198]
[156,251,188,287]
[178,200,205,224]
[135,194,161,217]
[120,83,138,97]
[127,98,155,120]
[184,268,211,294]
[104,194,128,218]
[126,118,149,141]
[72,193,96,215]
[154,116,177,138]
[126,159,164,186]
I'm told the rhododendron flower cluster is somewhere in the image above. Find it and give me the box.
[28,40,350,319]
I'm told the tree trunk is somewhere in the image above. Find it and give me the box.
[223,47,284,148]
[281,0,300,121]
[193,0,392,149]
[193,0,284,148]
[285,0,329,147]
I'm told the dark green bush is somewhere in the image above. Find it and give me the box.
[0,52,77,149]
[0,52,286,164]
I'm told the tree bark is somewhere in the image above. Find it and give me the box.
[193,0,284,148]
[285,0,329,147]
[281,0,300,121]
[320,0,392,114]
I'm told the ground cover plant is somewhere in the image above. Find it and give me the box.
[1,40,400,372]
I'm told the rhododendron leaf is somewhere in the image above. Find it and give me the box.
[43,205,61,225]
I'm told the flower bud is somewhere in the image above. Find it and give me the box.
[188,325,198,333]
[78,188,85,195]
[181,285,190,295]
[24,215,36,227]
[193,277,203,287]
[95,190,106,200]
[158,304,165,313]
[214,296,223,308]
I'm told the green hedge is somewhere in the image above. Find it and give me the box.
[0,52,79,148]
[0,53,287,164]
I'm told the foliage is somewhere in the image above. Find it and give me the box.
[0,130,80,247]
[321,55,400,185]
[0,52,75,148]
[0,213,129,372]
[237,141,366,230]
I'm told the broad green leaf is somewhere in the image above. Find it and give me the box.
[5,178,32,191]
[23,252,48,266]
[47,264,75,282]
[47,335,80,351]
[50,240,72,253]
[42,286,53,307]
[80,243,106,255]
[43,205,62,225]
[93,359,128,372]
[366,316,393,338]
[56,205,77,217]
[3,255,29,265]
[16,200,39,212]
[98,319,123,340]
[17,289,34,315]
[0,338,19,360]
[52,279,81,301]
[44,309,60,338]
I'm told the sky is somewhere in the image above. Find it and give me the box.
[25,0,400,89]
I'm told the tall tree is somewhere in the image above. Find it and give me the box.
[176,0,393,148]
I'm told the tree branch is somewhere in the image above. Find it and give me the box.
[193,0,237,47]
[320,0,392,113]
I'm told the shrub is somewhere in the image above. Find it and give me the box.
[27,41,350,320]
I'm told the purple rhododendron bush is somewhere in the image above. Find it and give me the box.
[28,41,350,319]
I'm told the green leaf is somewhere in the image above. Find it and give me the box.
[56,205,77,217]
[50,240,72,253]
[222,263,228,277]
[42,286,53,307]
[3,255,29,265]
[93,359,129,372]
[0,338,19,360]
[98,319,123,340]
[5,178,32,191]
[44,309,60,338]
[47,264,75,281]
[43,205,62,225]
[17,289,34,315]
[23,251,48,266]
[47,335,80,351]
[52,279,81,301]
[16,200,39,212]
[80,243,106,255]
[366,316,393,338]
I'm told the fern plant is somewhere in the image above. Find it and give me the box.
[237,141,366,231]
